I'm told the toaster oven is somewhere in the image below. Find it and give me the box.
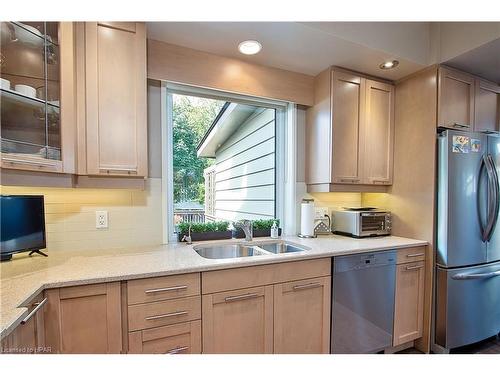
[332,209,391,238]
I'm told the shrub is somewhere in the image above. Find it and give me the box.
[252,219,280,231]
[178,221,230,234]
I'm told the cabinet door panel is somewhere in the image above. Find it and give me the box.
[44,282,122,353]
[393,261,425,346]
[274,277,331,354]
[438,67,475,129]
[85,22,147,176]
[202,286,273,354]
[364,80,394,184]
[331,71,365,184]
[475,79,500,133]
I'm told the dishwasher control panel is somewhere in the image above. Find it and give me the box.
[334,250,397,273]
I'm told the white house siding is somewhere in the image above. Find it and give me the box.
[213,108,275,221]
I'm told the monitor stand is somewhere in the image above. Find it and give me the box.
[29,250,48,257]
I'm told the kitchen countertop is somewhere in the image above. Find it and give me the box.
[0,234,427,339]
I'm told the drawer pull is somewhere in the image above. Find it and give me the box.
[406,253,425,258]
[372,180,389,184]
[405,265,424,271]
[224,293,260,303]
[340,178,360,183]
[293,282,322,291]
[144,285,188,294]
[166,346,189,354]
[145,310,188,321]
[21,298,48,325]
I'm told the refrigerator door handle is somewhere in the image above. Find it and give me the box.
[452,270,500,280]
[478,155,491,242]
[486,154,499,242]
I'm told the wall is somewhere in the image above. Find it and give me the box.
[213,108,276,221]
[0,179,163,252]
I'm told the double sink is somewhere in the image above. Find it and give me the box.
[193,240,309,259]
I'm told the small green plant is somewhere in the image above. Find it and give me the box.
[178,221,230,234]
[252,219,280,231]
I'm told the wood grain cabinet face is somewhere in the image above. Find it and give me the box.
[202,285,274,354]
[331,71,365,184]
[393,261,425,346]
[438,67,475,130]
[84,22,147,177]
[306,67,394,190]
[273,277,331,354]
[44,282,122,354]
[364,80,394,185]
[474,79,500,133]
[1,294,45,354]
[128,320,201,354]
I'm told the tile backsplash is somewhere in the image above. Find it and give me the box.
[0,178,163,252]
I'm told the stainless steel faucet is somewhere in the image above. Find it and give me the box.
[181,224,192,244]
[234,220,253,241]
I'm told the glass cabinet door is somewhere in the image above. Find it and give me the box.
[1,22,61,162]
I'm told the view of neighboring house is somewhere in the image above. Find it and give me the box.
[198,103,276,222]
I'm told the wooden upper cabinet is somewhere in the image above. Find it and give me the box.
[84,22,147,177]
[393,261,425,346]
[364,80,394,185]
[44,282,122,354]
[474,79,500,133]
[273,277,331,354]
[202,285,274,354]
[306,67,394,191]
[438,66,475,130]
[331,71,365,184]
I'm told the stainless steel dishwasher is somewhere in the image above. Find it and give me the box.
[331,250,397,353]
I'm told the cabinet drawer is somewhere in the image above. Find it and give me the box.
[397,246,426,264]
[128,320,201,354]
[128,296,201,331]
[127,273,200,305]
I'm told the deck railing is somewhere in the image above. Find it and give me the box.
[174,209,206,224]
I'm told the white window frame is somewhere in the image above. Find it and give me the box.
[160,81,296,243]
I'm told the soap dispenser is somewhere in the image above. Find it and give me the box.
[270,220,279,239]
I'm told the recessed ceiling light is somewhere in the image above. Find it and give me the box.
[379,60,399,70]
[238,40,262,55]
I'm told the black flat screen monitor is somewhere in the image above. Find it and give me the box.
[0,195,46,261]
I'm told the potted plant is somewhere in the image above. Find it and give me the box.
[177,221,232,242]
[233,219,281,238]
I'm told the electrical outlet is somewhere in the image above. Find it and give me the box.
[95,211,108,229]
[315,207,329,219]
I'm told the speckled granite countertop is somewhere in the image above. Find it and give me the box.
[0,234,427,339]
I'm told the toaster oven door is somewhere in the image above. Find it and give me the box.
[360,213,390,236]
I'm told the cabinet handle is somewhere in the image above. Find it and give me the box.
[224,293,260,303]
[145,310,188,321]
[293,282,322,291]
[21,298,47,325]
[405,265,424,271]
[144,285,188,294]
[166,346,189,354]
[340,178,360,183]
[100,167,138,174]
[372,180,389,184]
[2,157,56,167]
[406,253,425,258]
[453,122,470,129]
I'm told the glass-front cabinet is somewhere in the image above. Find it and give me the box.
[0,22,62,172]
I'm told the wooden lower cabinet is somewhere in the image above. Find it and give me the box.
[44,282,122,353]
[393,261,425,346]
[273,276,331,353]
[202,285,274,354]
[1,294,46,354]
[128,320,201,354]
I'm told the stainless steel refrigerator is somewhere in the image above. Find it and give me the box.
[436,129,500,351]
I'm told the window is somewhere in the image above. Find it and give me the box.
[163,84,287,241]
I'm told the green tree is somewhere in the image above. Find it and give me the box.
[172,95,224,203]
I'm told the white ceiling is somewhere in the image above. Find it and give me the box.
[147,22,429,80]
[147,22,500,82]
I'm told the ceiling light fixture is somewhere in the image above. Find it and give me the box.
[238,40,262,55]
[379,60,399,70]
